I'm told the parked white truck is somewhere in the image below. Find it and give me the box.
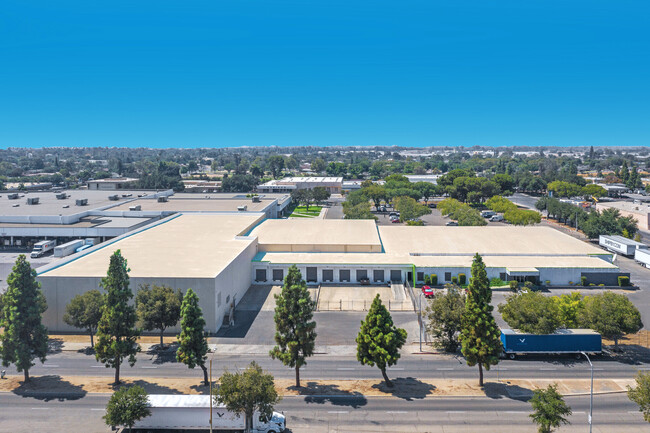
[599,234,648,256]
[30,240,57,258]
[132,395,286,432]
[53,239,85,257]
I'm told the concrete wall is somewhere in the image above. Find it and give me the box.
[39,275,217,333]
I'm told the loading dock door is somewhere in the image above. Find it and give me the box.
[373,270,385,282]
[306,267,317,282]
[272,269,284,282]
[390,270,402,282]
[339,269,350,282]
[356,270,368,282]
[255,269,267,282]
[322,269,334,282]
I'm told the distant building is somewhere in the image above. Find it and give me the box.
[87,177,139,190]
[258,177,343,194]
[181,179,222,192]
[405,174,441,184]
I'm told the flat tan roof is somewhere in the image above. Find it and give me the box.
[250,219,382,250]
[378,226,606,256]
[39,213,264,278]
[108,198,272,213]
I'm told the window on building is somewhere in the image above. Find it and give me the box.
[445,272,451,282]
[499,272,507,281]
[272,269,284,281]
[255,269,267,282]
[217,292,221,307]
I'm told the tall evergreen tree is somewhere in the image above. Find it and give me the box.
[460,253,502,386]
[356,294,407,387]
[0,255,48,382]
[94,250,140,385]
[176,288,209,385]
[270,265,317,388]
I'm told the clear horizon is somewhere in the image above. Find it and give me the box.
[1,1,649,148]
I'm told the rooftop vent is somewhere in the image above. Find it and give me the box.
[108,194,119,201]
[76,198,88,206]
[56,193,68,199]
[129,205,142,211]
[27,197,40,205]
[252,196,261,203]
[157,196,168,203]
[7,193,19,200]
[237,205,247,212]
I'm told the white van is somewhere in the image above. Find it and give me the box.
[489,214,504,222]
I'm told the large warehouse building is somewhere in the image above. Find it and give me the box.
[37,214,626,333]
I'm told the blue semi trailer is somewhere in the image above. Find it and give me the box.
[501,329,602,359]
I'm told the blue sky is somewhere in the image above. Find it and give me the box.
[0,1,648,148]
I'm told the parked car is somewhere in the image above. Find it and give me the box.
[481,210,496,218]
[359,277,370,285]
[428,203,437,208]
[446,221,459,226]
[391,217,401,223]
[379,205,387,212]
[489,215,504,222]
[421,285,434,298]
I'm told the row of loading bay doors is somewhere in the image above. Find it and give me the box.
[305,267,403,283]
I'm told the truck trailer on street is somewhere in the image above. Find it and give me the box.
[501,329,602,359]
[635,248,650,268]
[599,234,648,256]
[132,394,286,432]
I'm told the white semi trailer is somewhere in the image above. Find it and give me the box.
[635,248,650,268]
[30,240,57,258]
[53,240,85,257]
[132,394,286,432]
[599,234,647,256]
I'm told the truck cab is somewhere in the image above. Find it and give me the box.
[30,240,56,258]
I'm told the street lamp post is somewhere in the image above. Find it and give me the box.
[581,351,594,433]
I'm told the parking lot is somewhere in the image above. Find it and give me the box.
[0,249,60,293]
[374,207,506,226]
[316,284,410,311]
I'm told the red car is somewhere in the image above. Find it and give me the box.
[421,285,434,298]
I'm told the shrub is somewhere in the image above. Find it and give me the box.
[458,273,466,285]
[618,276,630,287]
[451,276,458,284]
[509,280,519,292]
[598,284,604,286]
[424,275,431,285]
[430,274,438,285]
[523,281,534,291]
[545,280,551,286]
[489,277,505,287]
[581,276,588,287]
[406,220,425,226]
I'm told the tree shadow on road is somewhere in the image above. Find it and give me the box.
[47,338,63,355]
[146,342,180,365]
[12,375,87,401]
[299,382,368,408]
[371,377,436,401]
[118,379,183,395]
[483,381,533,402]
[604,345,650,365]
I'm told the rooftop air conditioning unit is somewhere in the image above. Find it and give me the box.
[7,193,19,200]
[56,193,68,199]
[108,194,119,201]
[157,196,168,203]
[237,205,247,211]
[129,205,142,211]
[252,196,261,203]
[76,199,88,206]
[27,197,40,205]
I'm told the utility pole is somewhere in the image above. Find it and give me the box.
[581,351,594,433]
[209,358,213,433]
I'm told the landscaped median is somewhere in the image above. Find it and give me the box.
[0,376,634,399]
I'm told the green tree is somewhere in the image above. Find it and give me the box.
[579,291,643,350]
[63,289,104,348]
[356,294,407,387]
[311,186,331,205]
[628,371,650,423]
[310,157,326,173]
[529,384,572,433]
[268,155,285,178]
[460,253,502,387]
[393,196,432,222]
[103,385,151,433]
[0,255,48,382]
[136,284,182,347]
[424,285,465,352]
[552,292,584,328]
[176,288,209,385]
[498,291,561,334]
[270,265,317,388]
[94,250,140,385]
[213,361,280,433]
[547,180,583,198]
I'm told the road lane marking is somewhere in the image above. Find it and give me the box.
[43,364,59,367]
[446,411,466,414]
[387,367,404,370]
[328,411,349,414]
[141,366,158,369]
[436,368,454,371]
[90,365,104,368]
[539,368,557,371]
[31,408,50,410]
[336,367,355,370]
[504,411,527,414]
[90,408,105,411]
[387,411,408,414]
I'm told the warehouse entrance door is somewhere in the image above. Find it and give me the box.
[306,267,317,283]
